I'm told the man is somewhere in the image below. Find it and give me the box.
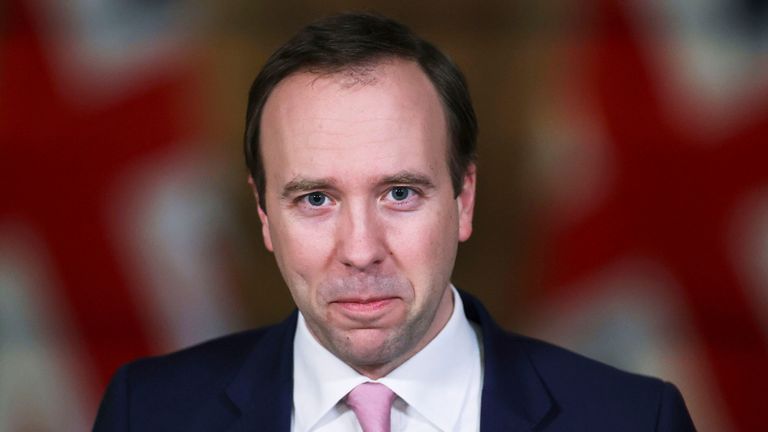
[94,12,696,432]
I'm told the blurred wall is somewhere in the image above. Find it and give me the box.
[2,0,767,430]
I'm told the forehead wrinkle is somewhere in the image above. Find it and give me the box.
[301,118,404,144]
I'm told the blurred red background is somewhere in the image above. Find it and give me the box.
[2,0,767,430]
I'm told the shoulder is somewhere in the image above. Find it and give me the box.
[499,332,695,430]
[123,326,274,390]
[460,290,694,429]
[516,333,667,398]
[93,319,294,431]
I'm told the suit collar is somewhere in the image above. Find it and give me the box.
[220,291,554,432]
[459,290,555,432]
[224,310,297,432]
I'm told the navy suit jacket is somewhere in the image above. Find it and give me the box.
[94,291,696,431]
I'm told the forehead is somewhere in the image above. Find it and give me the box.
[259,59,450,187]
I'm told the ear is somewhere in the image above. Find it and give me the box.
[457,163,477,242]
[248,176,274,252]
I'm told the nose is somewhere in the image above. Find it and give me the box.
[335,201,387,271]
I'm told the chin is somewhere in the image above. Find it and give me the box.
[336,327,413,368]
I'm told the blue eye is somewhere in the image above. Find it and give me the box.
[305,192,328,206]
[389,187,411,201]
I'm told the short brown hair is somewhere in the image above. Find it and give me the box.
[244,12,478,210]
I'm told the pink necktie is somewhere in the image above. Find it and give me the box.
[345,382,396,432]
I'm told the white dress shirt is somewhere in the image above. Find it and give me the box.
[292,286,483,432]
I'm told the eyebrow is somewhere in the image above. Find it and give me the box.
[281,178,336,199]
[280,171,436,199]
[379,171,436,189]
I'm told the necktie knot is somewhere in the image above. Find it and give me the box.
[345,382,396,432]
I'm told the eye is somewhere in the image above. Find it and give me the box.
[304,192,329,207]
[382,186,422,210]
[389,186,412,201]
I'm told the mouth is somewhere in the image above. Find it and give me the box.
[331,297,399,316]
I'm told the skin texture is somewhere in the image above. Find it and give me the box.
[254,59,476,379]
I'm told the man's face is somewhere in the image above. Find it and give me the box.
[256,59,475,378]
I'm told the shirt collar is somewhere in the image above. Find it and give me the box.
[293,311,368,431]
[292,285,481,432]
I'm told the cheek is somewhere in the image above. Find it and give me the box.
[388,206,459,273]
[271,218,336,282]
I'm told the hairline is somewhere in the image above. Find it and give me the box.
[255,56,460,211]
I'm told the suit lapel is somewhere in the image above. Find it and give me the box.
[224,311,297,432]
[215,293,552,432]
[460,291,555,432]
